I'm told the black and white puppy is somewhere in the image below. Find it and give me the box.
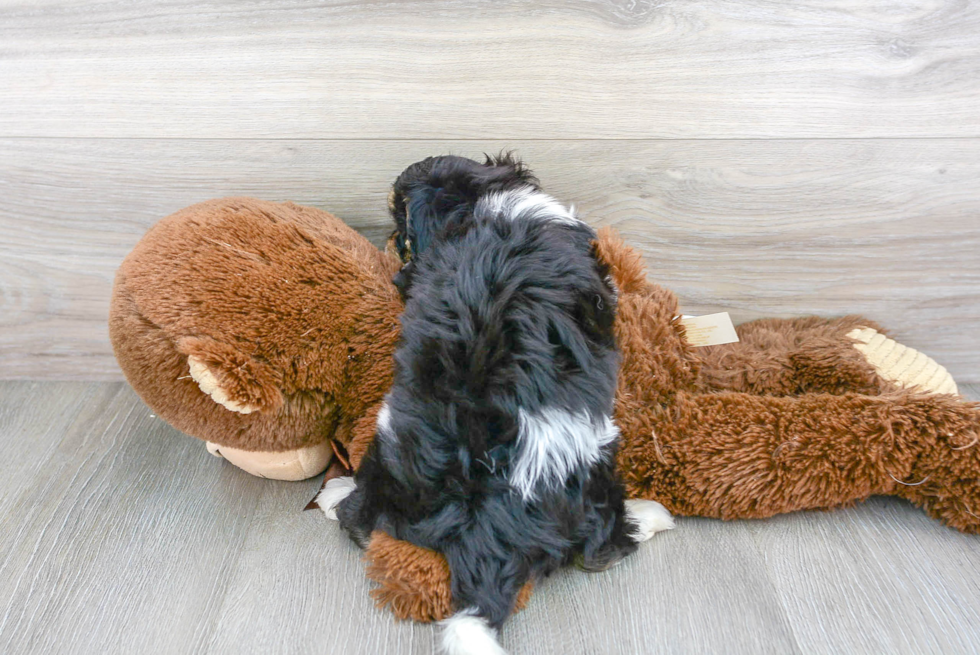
[320,155,673,655]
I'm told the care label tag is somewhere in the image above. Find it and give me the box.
[679,312,739,347]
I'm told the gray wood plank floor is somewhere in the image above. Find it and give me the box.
[2,381,979,655]
[2,0,979,383]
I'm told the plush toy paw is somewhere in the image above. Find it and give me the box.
[625,499,675,542]
[848,327,958,396]
[205,440,333,481]
[315,476,357,520]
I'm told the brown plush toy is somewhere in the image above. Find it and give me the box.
[110,197,980,623]
[111,197,403,481]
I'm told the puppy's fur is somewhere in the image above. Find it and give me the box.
[387,155,540,302]
[337,155,649,654]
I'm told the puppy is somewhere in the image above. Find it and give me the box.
[321,155,673,655]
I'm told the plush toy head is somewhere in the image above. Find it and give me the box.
[110,198,403,479]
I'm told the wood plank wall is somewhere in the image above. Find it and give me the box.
[2,1,978,381]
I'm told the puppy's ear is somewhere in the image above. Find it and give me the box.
[401,187,447,259]
[388,157,443,262]
[568,247,618,348]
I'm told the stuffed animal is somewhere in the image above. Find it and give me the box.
[110,196,980,623]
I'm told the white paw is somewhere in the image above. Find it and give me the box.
[187,355,260,414]
[315,476,357,520]
[625,499,675,542]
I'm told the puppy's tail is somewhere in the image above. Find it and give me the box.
[439,608,508,655]
[437,540,526,655]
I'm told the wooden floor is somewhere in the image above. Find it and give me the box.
[1,380,979,655]
[1,0,979,382]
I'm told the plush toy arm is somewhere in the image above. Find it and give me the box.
[362,532,535,623]
[617,389,980,533]
[351,388,979,624]
[696,316,957,397]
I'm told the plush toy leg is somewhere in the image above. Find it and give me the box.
[697,316,957,397]
[847,326,958,395]
[696,316,882,395]
[205,440,332,481]
[617,390,980,532]
[352,389,979,624]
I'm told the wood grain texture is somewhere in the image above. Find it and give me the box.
[503,520,801,655]
[1,382,979,654]
[2,138,977,381]
[0,383,273,654]
[748,498,980,654]
[0,382,117,520]
[2,0,980,139]
[205,483,436,655]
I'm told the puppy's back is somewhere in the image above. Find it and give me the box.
[388,192,619,498]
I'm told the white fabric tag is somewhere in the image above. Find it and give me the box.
[679,312,739,347]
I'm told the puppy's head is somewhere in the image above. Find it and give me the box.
[387,153,538,265]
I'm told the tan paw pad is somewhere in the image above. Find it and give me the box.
[848,327,958,396]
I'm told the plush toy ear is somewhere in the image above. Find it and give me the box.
[177,336,284,414]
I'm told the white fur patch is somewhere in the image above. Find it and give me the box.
[625,499,675,542]
[439,609,506,655]
[477,187,579,226]
[376,401,393,437]
[509,409,618,501]
[315,476,357,520]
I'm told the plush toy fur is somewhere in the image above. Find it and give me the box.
[110,198,403,479]
[110,197,980,622]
